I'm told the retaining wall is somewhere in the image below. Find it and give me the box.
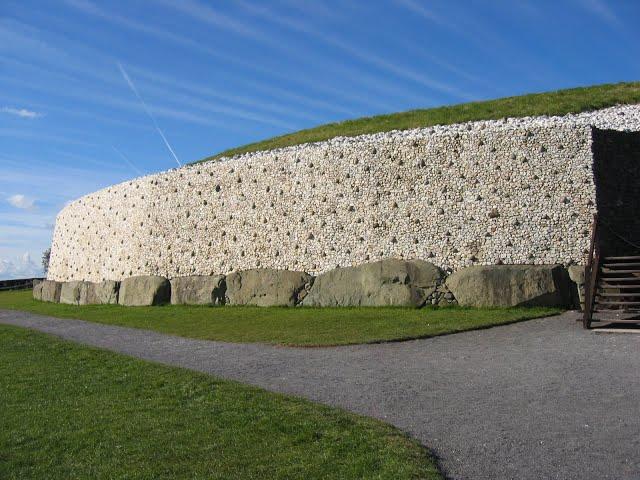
[48,107,640,283]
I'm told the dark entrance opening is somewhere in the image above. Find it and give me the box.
[584,128,640,328]
[592,128,640,255]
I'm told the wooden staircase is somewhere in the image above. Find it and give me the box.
[583,214,640,328]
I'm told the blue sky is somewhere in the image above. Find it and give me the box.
[1,0,638,279]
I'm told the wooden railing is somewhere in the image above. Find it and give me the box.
[583,214,600,329]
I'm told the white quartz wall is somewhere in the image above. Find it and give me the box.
[48,117,603,282]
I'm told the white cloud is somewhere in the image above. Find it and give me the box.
[579,0,620,27]
[1,106,43,118]
[7,194,36,210]
[0,252,43,280]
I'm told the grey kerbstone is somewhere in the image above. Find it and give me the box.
[118,276,170,306]
[40,280,62,303]
[567,265,585,285]
[446,264,572,307]
[60,281,84,305]
[226,269,312,306]
[32,280,43,301]
[170,275,226,305]
[302,258,443,307]
[567,265,586,308]
[81,281,120,305]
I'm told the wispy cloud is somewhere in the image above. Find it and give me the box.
[392,0,565,86]
[278,0,343,21]
[0,158,129,203]
[5,11,312,129]
[117,62,181,167]
[392,0,500,50]
[61,0,284,83]
[158,0,465,102]
[578,0,620,27]
[1,106,43,118]
[51,149,134,174]
[235,0,472,100]
[242,79,359,118]
[112,146,143,176]
[0,210,56,233]
[392,0,459,33]
[0,19,70,62]
[7,194,36,210]
[153,0,262,40]
[136,79,298,130]
[0,127,99,147]
[58,1,394,116]
[0,68,236,132]
[128,65,325,124]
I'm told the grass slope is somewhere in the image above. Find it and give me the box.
[0,289,560,346]
[0,325,440,479]
[200,81,640,162]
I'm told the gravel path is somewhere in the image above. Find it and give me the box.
[1,310,639,480]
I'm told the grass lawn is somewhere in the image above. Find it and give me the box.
[0,289,560,346]
[0,324,440,479]
[199,81,640,162]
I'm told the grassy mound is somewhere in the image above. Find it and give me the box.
[199,81,640,162]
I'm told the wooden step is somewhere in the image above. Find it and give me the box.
[584,247,640,328]
[597,292,640,298]
[594,308,640,313]
[598,283,640,289]
[595,300,640,306]
[600,269,640,274]
[590,318,640,324]
[597,277,640,282]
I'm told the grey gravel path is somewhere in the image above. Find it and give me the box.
[1,309,639,480]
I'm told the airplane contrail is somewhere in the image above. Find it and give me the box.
[117,62,182,167]
[112,145,143,176]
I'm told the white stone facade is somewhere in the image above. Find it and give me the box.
[48,105,640,282]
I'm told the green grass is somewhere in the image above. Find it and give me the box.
[0,289,560,346]
[198,81,640,162]
[0,324,441,479]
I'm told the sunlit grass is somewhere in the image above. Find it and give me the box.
[1,289,560,346]
[198,81,640,162]
[0,324,441,479]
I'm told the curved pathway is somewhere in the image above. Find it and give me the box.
[1,309,639,480]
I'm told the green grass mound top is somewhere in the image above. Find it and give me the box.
[200,81,640,162]
[0,289,560,346]
[0,325,441,479]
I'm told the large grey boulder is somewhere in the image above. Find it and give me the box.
[226,269,312,307]
[302,258,443,307]
[81,281,120,305]
[40,280,62,303]
[446,264,572,307]
[59,281,85,305]
[118,275,170,306]
[32,280,44,301]
[171,275,225,305]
